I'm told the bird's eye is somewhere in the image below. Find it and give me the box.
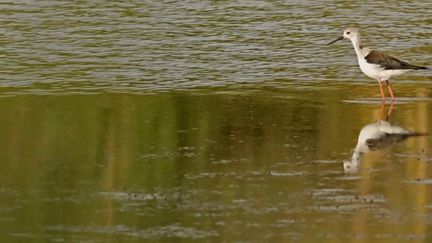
[346,31,350,34]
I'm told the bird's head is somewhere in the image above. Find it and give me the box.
[327,27,360,45]
[342,27,360,41]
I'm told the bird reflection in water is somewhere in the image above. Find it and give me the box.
[344,103,427,173]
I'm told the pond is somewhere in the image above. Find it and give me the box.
[0,1,431,242]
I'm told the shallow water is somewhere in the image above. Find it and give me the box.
[0,1,432,242]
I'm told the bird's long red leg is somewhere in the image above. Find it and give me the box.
[377,79,386,102]
[379,101,395,121]
[379,102,386,120]
[386,80,395,102]
[387,100,394,120]
[380,98,394,121]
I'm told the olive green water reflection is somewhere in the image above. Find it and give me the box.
[1,88,432,242]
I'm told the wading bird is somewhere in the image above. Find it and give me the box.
[328,28,428,102]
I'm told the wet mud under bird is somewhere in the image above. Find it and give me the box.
[1,1,432,242]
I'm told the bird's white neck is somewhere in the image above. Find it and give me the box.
[351,143,363,163]
[349,35,363,55]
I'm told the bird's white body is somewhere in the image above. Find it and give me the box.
[351,37,409,81]
[353,120,410,157]
[344,120,419,173]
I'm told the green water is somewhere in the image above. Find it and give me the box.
[1,1,432,242]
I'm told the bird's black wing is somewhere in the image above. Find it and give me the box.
[365,50,427,70]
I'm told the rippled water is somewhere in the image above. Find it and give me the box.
[1,0,430,94]
[0,1,432,242]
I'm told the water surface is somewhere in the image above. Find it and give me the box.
[0,1,432,242]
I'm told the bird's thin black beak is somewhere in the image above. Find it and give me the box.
[327,36,344,45]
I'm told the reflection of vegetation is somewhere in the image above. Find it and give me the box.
[0,88,430,241]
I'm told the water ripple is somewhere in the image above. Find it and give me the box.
[0,1,430,95]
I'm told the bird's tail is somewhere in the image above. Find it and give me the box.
[407,131,428,137]
[412,65,428,70]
